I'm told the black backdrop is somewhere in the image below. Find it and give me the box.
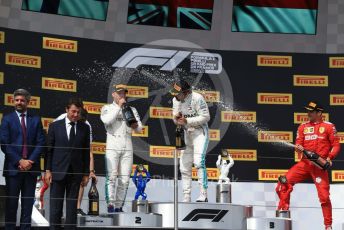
[1,27,344,183]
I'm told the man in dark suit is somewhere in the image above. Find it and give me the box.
[0,89,45,230]
[45,98,90,230]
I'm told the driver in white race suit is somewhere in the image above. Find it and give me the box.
[170,79,210,202]
[101,84,142,212]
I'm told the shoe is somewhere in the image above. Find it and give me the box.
[114,207,123,212]
[107,205,115,213]
[196,189,208,202]
[325,226,332,230]
[182,194,191,202]
[77,209,86,216]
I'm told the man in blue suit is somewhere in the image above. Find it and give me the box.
[0,89,45,230]
[45,98,90,230]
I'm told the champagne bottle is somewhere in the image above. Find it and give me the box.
[122,103,137,127]
[303,150,330,170]
[176,125,186,150]
[88,178,99,216]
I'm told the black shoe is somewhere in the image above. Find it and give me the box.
[77,209,87,216]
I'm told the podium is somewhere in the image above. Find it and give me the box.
[247,217,292,230]
[149,202,252,229]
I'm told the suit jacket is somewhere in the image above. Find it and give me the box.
[0,111,45,177]
[46,118,90,181]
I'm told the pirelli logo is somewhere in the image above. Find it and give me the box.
[258,131,293,143]
[228,149,257,161]
[132,125,149,137]
[5,93,40,109]
[41,117,54,131]
[257,55,292,67]
[258,169,288,181]
[336,132,344,143]
[42,77,77,92]
[329,57,344,68]
[0,72,3,84]
[221,111,256,123]
[194,90,220,103]
[149,145,178,158]
[0,31,4,43]
[192,168,219,180]
[293,75,328,87]
[150,107,173,119]
[295,151,303,162]
[209,129,220,141]
[131,164,149,176]
[257,93,292,105]
[332,170,344,182]
[0,113,2,125]
[43,37,78,52]
[294,113,329,124]
[127,86,148,98]
[91,142,106,155]
[5,52,41,68]
[330,94,344,105]
[83,101,106,115]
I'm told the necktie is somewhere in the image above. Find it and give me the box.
[20,114,28,159]
[69,122,76,144]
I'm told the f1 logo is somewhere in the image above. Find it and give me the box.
[182,209,228,222]
[112,48,222,74]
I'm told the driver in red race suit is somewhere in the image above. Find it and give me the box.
[276,101,340,230]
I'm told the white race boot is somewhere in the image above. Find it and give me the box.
[196,188,208,202]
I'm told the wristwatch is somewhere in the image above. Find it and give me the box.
[90,170,95,173]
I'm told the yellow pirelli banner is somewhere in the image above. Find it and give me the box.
[41,117,54,131]
[194,90,220,103]
[0,113,2,124]
[330,94,344,105]
[332,170,344,182]
[0,31,4,43]
[329,57,344,68]
[258,169,288,181]
[336,132,344,143]
[257,55,292,67]
[209,129,220,141]
[132,125,149,137]
[149,107,173,119]
[83,101,106,115]
[228,149,257,161]
[192,167,219,180]
[127,86,149,98]
[257,93,292,105]
[293,75,328,87]
[42,77,77,92]
[221,111,256,123]
[0,72,3,84]
[43,37,78,52]
[258,131,293,143]
[5,52,41,68]
[91,142,106,155]
[294,113,329,124]
[4,93,40,109]
[149,145,178,158]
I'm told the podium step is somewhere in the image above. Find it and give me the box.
[247,217,292,230]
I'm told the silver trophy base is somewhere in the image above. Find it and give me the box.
[276,210,291,218]
[149,202,252,229]
[77,213,162,228]
[247,217,292,230]
[216,183,232,203]
[132,199,149,213]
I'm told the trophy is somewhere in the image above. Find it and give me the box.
[275,176,292,218]
[34,175,49,216]
[303,150,330,170]
[132,164,151,213]
[216,149,234,203]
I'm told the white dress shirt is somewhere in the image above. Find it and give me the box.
[65,116,77,140]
